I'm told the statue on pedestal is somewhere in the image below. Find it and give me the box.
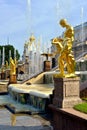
[50,19,82,111]
[52,19,76,77]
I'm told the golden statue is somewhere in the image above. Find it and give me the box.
[52,19,76,77]
[14,57,17,67]
[10,57,16,75]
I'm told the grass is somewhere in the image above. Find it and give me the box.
[82,97,87,101]
[74,102,87,114]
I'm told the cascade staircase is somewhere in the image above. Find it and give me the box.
[0,71,54,126]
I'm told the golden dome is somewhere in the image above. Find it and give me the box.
[29,34,35,42]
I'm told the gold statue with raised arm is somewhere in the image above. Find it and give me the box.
[52,19,76,78]
[10,57,16,75]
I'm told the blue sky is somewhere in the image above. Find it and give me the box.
[0,0,87,56]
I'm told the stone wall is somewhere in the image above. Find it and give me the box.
[49,104,87,130]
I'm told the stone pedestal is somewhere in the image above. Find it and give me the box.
[9,75,17,84]
[53,77,82,108]
[1,72,6,79]
[5,69,10,79]
[43,61,51,71]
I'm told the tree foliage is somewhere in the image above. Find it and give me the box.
[0,45,20,65]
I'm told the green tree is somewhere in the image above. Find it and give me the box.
[0,45,20,66]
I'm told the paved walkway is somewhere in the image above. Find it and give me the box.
[0,108,52,130]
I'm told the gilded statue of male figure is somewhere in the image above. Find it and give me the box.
[52,19,76,77]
